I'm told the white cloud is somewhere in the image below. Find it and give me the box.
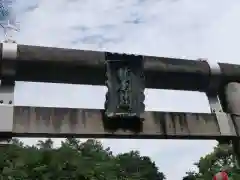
[1,0,239,179]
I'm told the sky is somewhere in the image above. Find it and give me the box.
[1,0,240,179]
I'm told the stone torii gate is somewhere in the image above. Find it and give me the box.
[0,41,240,165]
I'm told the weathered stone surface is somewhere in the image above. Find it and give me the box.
[9,106,227,139]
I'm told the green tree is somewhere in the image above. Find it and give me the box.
[116,150,165,180]
[183,143,240,180]
[0,138,165,180]
[37,138,53,149]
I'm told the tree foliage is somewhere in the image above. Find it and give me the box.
[0,138,165,180]
[182,143,240,180]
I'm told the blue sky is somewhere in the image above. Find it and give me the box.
[1,0,240,179]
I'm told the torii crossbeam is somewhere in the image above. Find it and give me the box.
[0,42,240,144]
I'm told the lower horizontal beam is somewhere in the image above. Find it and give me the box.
[0,106,234,139]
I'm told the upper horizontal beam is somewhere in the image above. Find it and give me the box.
[1,106,236,139]
[1,44,240,91]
